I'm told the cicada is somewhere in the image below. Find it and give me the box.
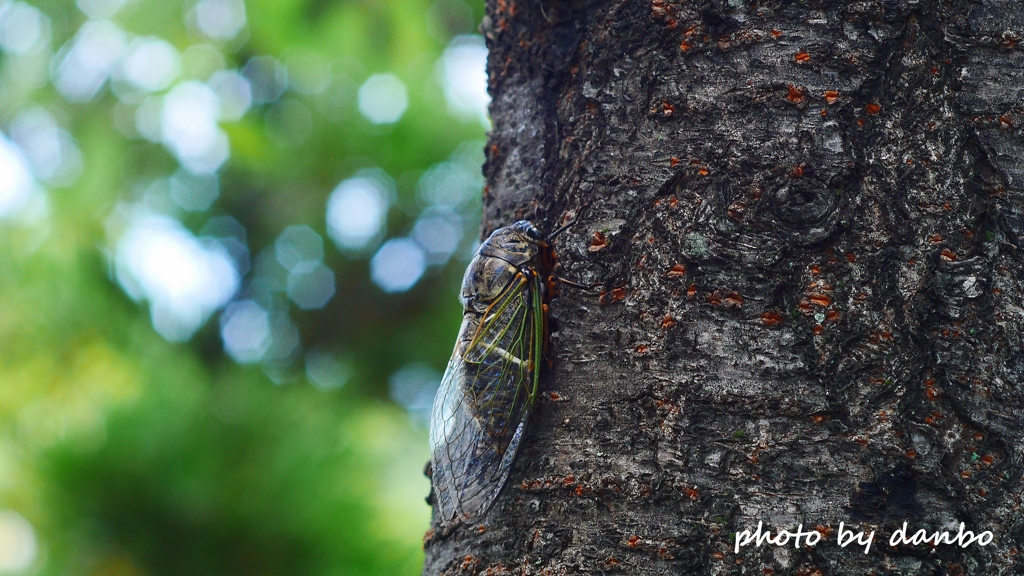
[428,220,564,526]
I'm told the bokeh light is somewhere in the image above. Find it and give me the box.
[115,36,181,94]
[0,133,36,220]
[357,73,408,125]
[115,213,240,341]
[326,171,392,253]
[0,2,51,55]
[160,81,230,174]
[190,0,247,41]
[220,299,271,363]
[0,511,37,573]
[440,35,490,127]
[9,107,83,187]
[388,364,442,426]
[370,238,427,293]
[52,20,127,102]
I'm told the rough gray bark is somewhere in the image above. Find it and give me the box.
[424,1,1024,574]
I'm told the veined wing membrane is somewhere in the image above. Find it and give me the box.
[429,272,541,524]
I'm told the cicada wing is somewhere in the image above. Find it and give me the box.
[428,274,541,525]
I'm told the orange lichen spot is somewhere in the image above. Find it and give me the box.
[662,315,676,329]
[845,252,856,263]
[662,101,676,116]
[824,90,839,104]
[825,310,840,323]
[942,202,952,211]
[811,414,828,423]
[670,156,680,166]
[723,291,744,309]
[563,474,575,486]
[795,51,810,63]
[979,488,987,497]
[808,293,832,307]
[925,388,939,401]
[812,324,824,335]
[680,40,692,52]
[634,344,648,355]
[906,449,917,458]
[865,103,881,114]
[973,432,984,440]
[612,287,626,301]
[941,248,958,262]
[684,487,699,500]
[626,535,641,548]
[810,264,821,275]
[790,164,805,178]
[589,231,608,252]
[1000,114,1014,128]
[761,311,784,327]
[707,291,722,306]
[698,166,709,176]
[929,233,943,243]
[961,470,972,478]
[727,201,745,219]
[574,483,591,496]
[820,108,827,117]
[770,29,783,39]
[477,525,488,533]
[798,298,812,313]
[857,118,867,126]
[815,525,833,537]
[666,263,687,278]
[787,84,805,103]
[981,454,995,465]
[669,196,679,207]
[687,284,697,299]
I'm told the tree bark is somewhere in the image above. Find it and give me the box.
[424,1,1024,574]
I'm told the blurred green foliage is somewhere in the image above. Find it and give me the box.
[0,0,487,574]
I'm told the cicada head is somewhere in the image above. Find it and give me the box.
[460,221,547,309]
[478,220,544,265]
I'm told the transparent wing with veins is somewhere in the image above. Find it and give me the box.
[428,272,540,526]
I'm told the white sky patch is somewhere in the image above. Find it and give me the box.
[0,510,37,573]
[9,107,83,187]
[52,20,127,102]
[115,213,239,341]
[0,1,51,55]
[220,299,271,363]
[439,35,489,127]
[357,73,408,124]
[160,81,229,174]
[370,238,426,293]
[0,132,37,220]
[116,36,181,93]
[191,0,247,42]
[326,172,391,253]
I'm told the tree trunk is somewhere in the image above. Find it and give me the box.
[424,1,1024,574]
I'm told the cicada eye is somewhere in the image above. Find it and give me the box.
[512,220,542,241]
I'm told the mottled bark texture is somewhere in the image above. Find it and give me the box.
[424,1,1024,574]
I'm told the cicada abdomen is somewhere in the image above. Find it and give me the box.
[428,221,551,526]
